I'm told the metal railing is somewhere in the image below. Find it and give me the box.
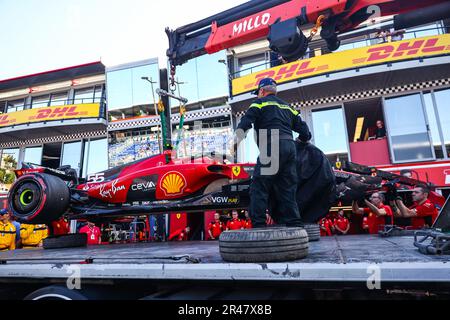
[231,25,447,79]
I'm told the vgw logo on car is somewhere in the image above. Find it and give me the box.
[211,197,239,204]
[232,13,271,36]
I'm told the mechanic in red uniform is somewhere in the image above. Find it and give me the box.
[79,222,102,245]
[241,211,253,229]
[177,227,190,241]
[352,193,393,234]
[208,213,224,240]
[319,216,333,237]
[226,211,243,231]
[168,227,190,241]
[334,210,350,236]
[394,184,438,229]
[51,218,70,236]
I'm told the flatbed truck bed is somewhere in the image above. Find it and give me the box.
[0,235,449,300]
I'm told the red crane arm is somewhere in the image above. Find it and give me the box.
[166,0,450,66]
[204,0,346,54]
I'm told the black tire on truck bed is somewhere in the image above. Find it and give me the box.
[43,233,88,250]
[24,286,88,300]
[219,228,309,263]
[304,223,321,242]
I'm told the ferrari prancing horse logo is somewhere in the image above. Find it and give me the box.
[232,166,241,177]
[161,172,187,196]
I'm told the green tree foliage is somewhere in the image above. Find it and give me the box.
[2,155,17,170]
[4,172,15,185]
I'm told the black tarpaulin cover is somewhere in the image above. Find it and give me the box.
[294,142,337,223]
[270,141,336,224]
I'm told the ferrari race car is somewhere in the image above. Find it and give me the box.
[7,143,444,226]
[8,151,253,225]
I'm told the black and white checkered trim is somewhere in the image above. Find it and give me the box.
[108,106,232,131]
[0,130,107,149]
[234,78,450,117]
[234,78,450,116]
[291,78,450,109]
[172,107,232,123]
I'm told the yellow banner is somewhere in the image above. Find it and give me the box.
[232,34,450,96]
[0,103,101,128]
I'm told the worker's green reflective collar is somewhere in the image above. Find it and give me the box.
[250,101,299,116]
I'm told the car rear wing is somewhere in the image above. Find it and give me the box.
[16,163,78,184]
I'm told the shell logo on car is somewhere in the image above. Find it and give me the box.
[161,172,187,196]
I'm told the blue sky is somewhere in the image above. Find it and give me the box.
[0,0,246,80]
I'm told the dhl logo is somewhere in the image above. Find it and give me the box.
[161,172,187,196]
[233,34,450,96]
[355,38,449,64]
[0,103,100,128]
[243,60,329,91]
[30,106,88,120]
[0,115,15,126]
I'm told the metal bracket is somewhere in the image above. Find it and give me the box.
[414,230,450,255]
[379,225,417,238]
[156,89,188,104]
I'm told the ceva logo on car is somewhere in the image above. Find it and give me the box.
[131,181,156,191]
[232,12,271,36]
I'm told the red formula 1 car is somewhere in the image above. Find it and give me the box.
[8,151,253,225]
[7,144,445,226]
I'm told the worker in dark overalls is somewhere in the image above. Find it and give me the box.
[234,78,312,228]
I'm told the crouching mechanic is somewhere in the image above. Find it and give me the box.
[234,78,311,228]
[20,223,48,249]
[0,209,16,251]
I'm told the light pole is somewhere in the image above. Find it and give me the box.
[141,77,162,154]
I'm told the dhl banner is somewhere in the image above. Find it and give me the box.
[0,103,101,128]
[232,34,450,96]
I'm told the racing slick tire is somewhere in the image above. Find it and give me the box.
[8,173,70,224]
[43,233,88,250]
[24,285,142,300]
[304,223,321,242]
[219,227,309,263]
